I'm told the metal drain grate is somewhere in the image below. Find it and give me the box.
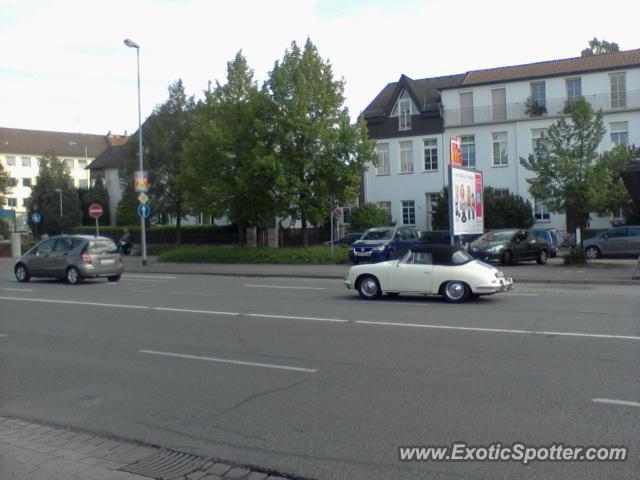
[120,448,209,480]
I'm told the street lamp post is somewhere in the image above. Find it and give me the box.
[124,38,147,266]
[55,188,63,234]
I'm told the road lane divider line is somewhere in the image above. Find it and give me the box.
[354,320,640,341]
[0,288,34,292]
[120,278,172,283]
[592,398,640,408]
[0,333,7,337]
[0,296,150,309]
[245,284,327,290]
[139,349,317,373]
[154,307,239,316]
[246,313,348,323]
[123,274,177,279]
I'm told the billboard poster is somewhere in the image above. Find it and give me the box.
[450,137,463,167]
[451,166,483,235]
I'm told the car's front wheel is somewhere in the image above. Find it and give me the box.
[357,275,381,300]
[66,266,83,285]
[15,264,31,283]
[536,250,548,264]
[107,274,121,283]
[443,280,470,303]
[501,250,512,266]
[585,246,600,259]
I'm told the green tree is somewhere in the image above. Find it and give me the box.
[520,98,608,229]
[0,162,9,206]
[78,177,110,226]
[115,182,139,226]
[599,146,639,220]
[183,51,285,244]
[349,203,391,231]
[120,80,195,243]
[26,151,82,236]
[581,38,620,57]
[266,38,375,246]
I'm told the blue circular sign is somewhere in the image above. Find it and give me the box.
[32,212,42,223]
[137,204,151,219]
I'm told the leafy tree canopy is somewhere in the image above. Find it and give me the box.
[78,177,110,226]
[0,162,9,206]
[349,203,391,231]
[581,37,620,56]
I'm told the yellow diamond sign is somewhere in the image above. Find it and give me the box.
[138,192,149,204]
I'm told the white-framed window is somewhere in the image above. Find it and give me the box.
[491,88,506,121]
[492,132,508,166]
[530,82,546,109]
[9,177,18,187]
[22,178,32,187]
[566,77,582,104]
[5,156,15,166]
[64,159,74,170]
[423,138,438,171]
[400,141,414,174]
[610,122,629,148]
[78,159,87,169]
[460,135,476,168]
[398,98,411,131]
[610,72,626,109]
[7,198,17,207]
[375,143,390,176]
[425,193,439,231]
[531,128,547,153]
[402,200,416,225]
[78,179,88,189]
[534,199,550,221]
[377,201,391,221]
[460,91,474,125]
[21,156,31,167]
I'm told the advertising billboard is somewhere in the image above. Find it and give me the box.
[451,166,483,235]
[450,137,463,167]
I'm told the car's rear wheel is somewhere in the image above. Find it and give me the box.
[107,274,121,283]
[443,281,470,303]
[585,246,600,259]
[66,266,82,285]
[501,250,512,266]
[15,264,30,283]
[357,275,381,300]
[536,250,548,264]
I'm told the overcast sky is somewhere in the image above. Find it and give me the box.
[1,0,638,137]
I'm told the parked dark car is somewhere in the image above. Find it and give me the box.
[14,235,124,284]
[530,228,559,257]
[349,226,420,264]
[323,232,363,247]
[583,226,640,258]
[468,229,549,265]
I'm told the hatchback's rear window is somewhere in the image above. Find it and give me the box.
[87,239,117,254]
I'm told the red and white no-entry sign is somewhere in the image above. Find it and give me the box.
[88,203,103,218]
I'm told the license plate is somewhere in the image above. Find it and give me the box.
[100,258,115,265]
[356,251,370,256]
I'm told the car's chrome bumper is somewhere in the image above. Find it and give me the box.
[344,279,352,290]
[475,277,514,293]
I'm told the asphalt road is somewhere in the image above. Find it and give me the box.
[0,270,639,480]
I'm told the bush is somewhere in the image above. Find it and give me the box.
[158,245,349,264]
[0,219,10,240]
[562,248,588,265]
[74,224,238,244]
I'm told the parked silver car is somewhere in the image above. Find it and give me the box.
[583,226,640,259]
[14,235,124,284]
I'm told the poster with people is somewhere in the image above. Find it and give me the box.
[451,166,483,235]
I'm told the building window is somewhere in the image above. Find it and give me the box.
[5,156,15,166]
[400,141,414,174]
[531,128,547,153]
[460,92,474,125]
[423,138,438,171]
[494,188,510,197]
[566,77,582,105]
[7,198,17,207]
[460,135,476,168]
[402,200,416,225]
[22,178,32,187]
[610,72,626,109]
[78,179,88,189]
[492,132,508,166]
[530,82,546,109]
[21,157,31,168]
[377,201,391,222]
[610,122,629,148]
[78,159,87,169]
[9,177,18,187]
[398,99,411,131]
[375,143,390,175]
[534,199,550,221]
[491,88,506,121]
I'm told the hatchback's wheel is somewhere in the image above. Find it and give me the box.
[15,264,30,283]
[107,274,121,283]
[536,250,548,264]
[585,246,600,259]
[501,250,512,266]
[66,266,82,285]
[443,280,470,303]
[357,275,381,300]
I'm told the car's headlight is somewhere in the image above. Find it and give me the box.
[487,245,505,253]
[373,245,386,252]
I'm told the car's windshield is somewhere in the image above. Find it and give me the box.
[87,239,117,254]
[476,231,517,243]
[361,229,393,241]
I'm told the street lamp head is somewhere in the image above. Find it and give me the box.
[124,38,139,49]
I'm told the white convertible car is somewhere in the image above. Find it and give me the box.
[344,245,513,303]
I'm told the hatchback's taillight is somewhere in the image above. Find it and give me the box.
[81,252,92,264]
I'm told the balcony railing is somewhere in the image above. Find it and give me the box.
[443,90,640,127]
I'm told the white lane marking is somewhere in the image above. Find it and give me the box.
[139,349,317,373]
[123,274,177,280]
[0,333,7,337]
[578,311,612,315]
[354,320,640,341]
[245,284,327,291]
[1,296,638,341]
[505,293,540,297]
[592,398,640,408]
[0,288,34,292]
[121,278,171,283]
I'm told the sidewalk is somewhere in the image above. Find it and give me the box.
[0,416,292,480]
[123,256,640,286]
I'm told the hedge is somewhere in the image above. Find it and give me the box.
[158,245,350,264]
[74,224,238,244]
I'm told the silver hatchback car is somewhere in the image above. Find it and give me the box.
[15,235,124,284]
[583,226,640,259]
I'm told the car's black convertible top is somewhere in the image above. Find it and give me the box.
[410,244,472,266]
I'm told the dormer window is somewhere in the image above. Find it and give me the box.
[398,99,411,131]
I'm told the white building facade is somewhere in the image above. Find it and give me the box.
[362,49,640,232]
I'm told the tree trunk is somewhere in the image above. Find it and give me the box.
[175,210,182,245]
[566,211,589,231]
[301,217,308,248]
[238,220,247,246]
